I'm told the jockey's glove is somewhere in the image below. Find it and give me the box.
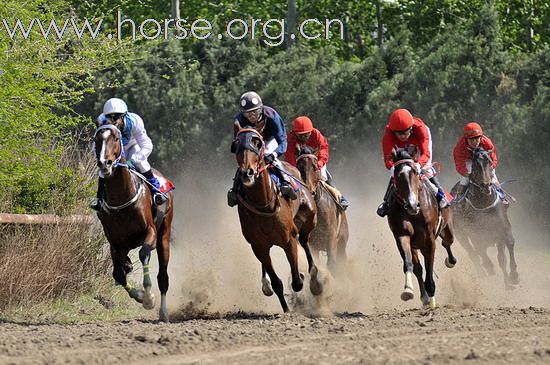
[264,153,276,165]
[126,159,136,170]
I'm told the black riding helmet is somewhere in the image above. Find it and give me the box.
[239,91,263,112]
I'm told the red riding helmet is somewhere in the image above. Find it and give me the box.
[292,116,313,134]
[389,109,414,132]
[463,122,483,138]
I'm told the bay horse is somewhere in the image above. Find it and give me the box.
[387,149,456,308]
[231,122,323,312]
[94,124,173,322]
[451,147,518,289]
[296,146,348,276]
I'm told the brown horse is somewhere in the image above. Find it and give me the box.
[94,124,173,322]
[451,147,518,289]
[296,147,348,275]
[387,149,456,308]
[231,123,323,312]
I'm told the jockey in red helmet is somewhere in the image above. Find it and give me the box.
[377,108,450,217]
[451,122,506,201]
[286,116,349,209]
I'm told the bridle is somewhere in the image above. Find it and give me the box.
[392,158,422,206]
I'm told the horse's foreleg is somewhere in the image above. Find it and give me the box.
[298,232,323,296]
[412,250,429,307]
[284,237,304,293]
[139,226,157,310]
[395,235,414,301]
[252,244,288,312]
[422,242,437,309]
[156,224,171,322]
[111,248,143,303]
[496,242,512,289]
[261,265,274,296]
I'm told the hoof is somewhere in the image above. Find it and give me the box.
[445,257,456,268]
[292,279,304,292]
[400,287,414,301]
[143,293,155,310]
[421,296,430,308]
[262,281,274,297]
[510,272,520,285]
[159,309,169,323]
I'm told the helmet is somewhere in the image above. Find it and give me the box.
[389,108,414,131]
[292,116,313,134]
[463,122,483,138]
[239,91,263,112]
[103,98,128,115]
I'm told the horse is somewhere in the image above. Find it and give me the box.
[386,149,456,308]
[231,122,323,312]
[451,147,518,289]
[94,124,173,322]
[295,146,348,276]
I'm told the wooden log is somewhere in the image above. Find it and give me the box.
[0,213,95,225]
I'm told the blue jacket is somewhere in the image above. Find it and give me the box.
[235,106,287,156]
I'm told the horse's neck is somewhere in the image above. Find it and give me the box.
[242,169,275,207]
[103,168,139,205]
[469,183,497,205]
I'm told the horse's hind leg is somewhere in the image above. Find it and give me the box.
[252,245,288,312]
[261,266,274,296]
[139,226,157,310]
[496,241,514,290]
[505,230,519,285]
[440,224,457,268]
[111,247,143,303]
[298,232,323,296]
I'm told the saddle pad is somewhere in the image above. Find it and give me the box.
[154,174,175,193]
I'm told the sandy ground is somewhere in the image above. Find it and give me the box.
[1,165,549,364]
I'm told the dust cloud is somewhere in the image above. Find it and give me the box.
[151,145,550,318]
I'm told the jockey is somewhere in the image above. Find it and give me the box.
[91,97,166,211]
[285,116,350,209]
[227,91,297,207]
[377,108,450,217]
[452,122,506,200]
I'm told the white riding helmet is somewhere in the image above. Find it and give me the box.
[103,98,128,115]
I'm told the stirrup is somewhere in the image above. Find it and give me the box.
[339,197,350,210]
[227,189,238,207]
[376,202,388,217]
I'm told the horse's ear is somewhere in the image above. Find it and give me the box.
[233,120,242,135]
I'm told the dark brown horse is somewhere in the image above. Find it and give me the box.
[296,147,348,275]
[231,123,323,312]
[94,124,173,322]
[387,149,456,308]
[451,147,518,289]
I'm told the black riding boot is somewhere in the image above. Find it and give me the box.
[279,170,298,200]
[90,177,105,212]
[429,176,450,208]
[376,179,394,217]
[227,169,240,207]
[143,170,167,205]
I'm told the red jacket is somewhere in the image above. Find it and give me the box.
[382,117,431,169]
[285,128,329,168]
[453,135,498,176]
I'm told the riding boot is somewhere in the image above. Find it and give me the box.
[143,170,167,205]
[429,176,450,208]
[494,186,509,205]
[325,172,349,209]
[272,160,297,200]
[376,179,393,217]
[227,169,240,207]
[90,177,105,212]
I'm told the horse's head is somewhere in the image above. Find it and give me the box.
[296,146,320,193]
[392,148,422,215]
[470,147,494,194]
[94,124,123,177]
[231,121,265,187]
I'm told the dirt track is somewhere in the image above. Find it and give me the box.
[2,306,550,365]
